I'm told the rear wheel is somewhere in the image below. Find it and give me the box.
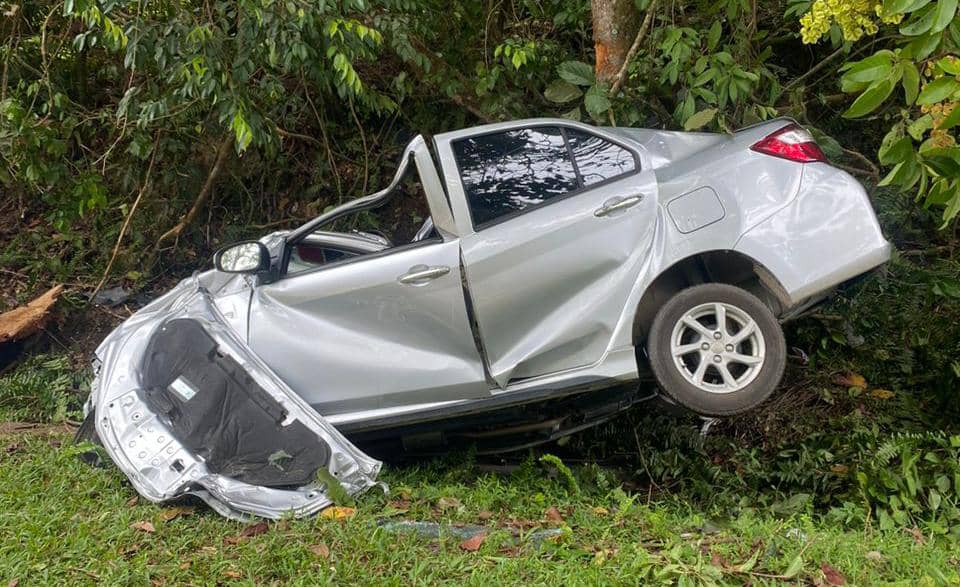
[646,283,786,416]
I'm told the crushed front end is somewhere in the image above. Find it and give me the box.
[81,274,381,520]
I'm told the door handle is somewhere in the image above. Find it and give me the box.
[594,194,643,217]
[398,264,451,285]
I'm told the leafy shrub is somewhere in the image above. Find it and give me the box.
[857,431,960,535]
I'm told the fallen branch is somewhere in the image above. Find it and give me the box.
[0,285,64,344]
[155,134,234,248]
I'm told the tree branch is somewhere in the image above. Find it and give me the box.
[91,133,161,299]
[155,134,234,248]
[608,0,659,98]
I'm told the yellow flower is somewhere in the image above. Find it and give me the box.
[800,0,890,44]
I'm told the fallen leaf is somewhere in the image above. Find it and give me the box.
[224,521,270,544]
[544,506,564,523]
[223,522,270,544]
[240,521,270,537]
[159,505,195,522]
[222,570,242,579]
[834,372,867,389]
[126,496,139,507]
[865,550,884,563]
[309,543,330,559]
[0,285,63,343]
[130,521,155,533]
[821,562,847,585]
[436,497,461,511]
[904,526,926,545]
[387,499,411,512]
[321,506,356,520]
[459,532,486,552]
[179,562,191,570]
[710,550,727,568]
[477,510,494,521]
[869,388,895,400]
[592,506,609,516]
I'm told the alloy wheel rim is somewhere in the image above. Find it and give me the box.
[669,301,765,394]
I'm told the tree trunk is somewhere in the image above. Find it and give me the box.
[591,0,641,86]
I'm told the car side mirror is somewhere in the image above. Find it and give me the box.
[213,241,270,274]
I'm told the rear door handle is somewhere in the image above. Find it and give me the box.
[398,264,451,285]
[594,194,643,217]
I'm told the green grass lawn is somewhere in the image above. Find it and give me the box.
[2,429,957,586]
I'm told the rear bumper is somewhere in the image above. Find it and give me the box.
[734,163,891,307]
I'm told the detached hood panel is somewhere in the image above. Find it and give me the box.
[85,274,381,520]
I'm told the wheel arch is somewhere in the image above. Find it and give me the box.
[631,250,790,345]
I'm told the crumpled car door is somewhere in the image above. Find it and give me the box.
[83,276,381,520]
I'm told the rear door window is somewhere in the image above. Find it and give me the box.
[565,128,637,186]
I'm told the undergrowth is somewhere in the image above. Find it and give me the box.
[0,355,86,422]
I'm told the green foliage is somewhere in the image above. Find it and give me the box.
[803,0,960,225]
[858,432,960,533]
[0,355,84,422]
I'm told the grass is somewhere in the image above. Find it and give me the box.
[1,431,957,586]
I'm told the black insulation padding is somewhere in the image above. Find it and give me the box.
[141,318,330,487]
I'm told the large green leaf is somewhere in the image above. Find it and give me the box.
[931,0,958,33]
[883,0,932,14]
[706,20,722,51]
[900,3,937,36]
[683,108,717,130]
[938,104,960,130]
[544,79,583,103]
[557,61,595,87]
[908,113,934,139]
[879,136,914,165]
[841,52,895,84]
[921,147,960,176]
[942,190,960,225]
[938,57,960,75]
[902,61,920,104]
[584,85,611,118]
[842,77,897,118]
[904,31,942,59]
[917,77,960,104]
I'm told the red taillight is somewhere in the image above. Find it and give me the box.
[750,123,827,163]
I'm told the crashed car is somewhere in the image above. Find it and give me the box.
[81,118,890,518]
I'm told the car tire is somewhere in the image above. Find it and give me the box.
[646,283,786,416]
